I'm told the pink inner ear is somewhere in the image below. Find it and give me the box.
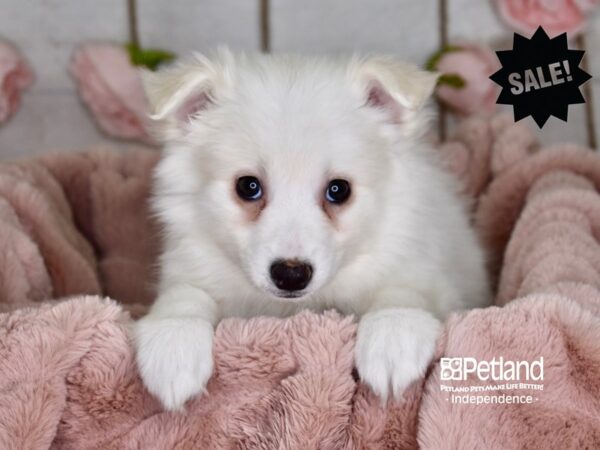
[366,81,405,123]
[175,91,212,123]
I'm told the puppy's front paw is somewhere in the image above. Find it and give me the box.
[355,308,441,401]
[133,316,214,411]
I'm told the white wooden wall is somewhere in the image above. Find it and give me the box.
[0,0,597,160]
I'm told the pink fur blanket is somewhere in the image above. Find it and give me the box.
[1,115,600,449]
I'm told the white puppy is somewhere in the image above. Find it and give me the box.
[133,49,489,411]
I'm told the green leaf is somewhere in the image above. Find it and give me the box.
[126,43,176,71]
[424,45,463,71]
[437,73,466,88]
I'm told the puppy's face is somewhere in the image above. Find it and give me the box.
[147,51,438,300]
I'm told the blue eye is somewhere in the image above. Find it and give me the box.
[236,176,263,201]
[325,179,351,204]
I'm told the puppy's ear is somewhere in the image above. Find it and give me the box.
[353,56,439,134]
[142,50,233,140]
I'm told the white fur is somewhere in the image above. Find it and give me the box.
[133,50,490,410]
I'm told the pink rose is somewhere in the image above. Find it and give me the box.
[0,40,33,124]
[70,43,154,143]
[434,45,501,117]
[496,0,599,37]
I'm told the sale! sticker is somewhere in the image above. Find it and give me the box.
[490,27,592,128]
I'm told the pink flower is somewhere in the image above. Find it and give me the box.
[70,43,154,143]
[496,0,599,38]
[0,40,33,124]
[434,45,501,117]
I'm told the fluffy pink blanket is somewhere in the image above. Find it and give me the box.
[1,115,599,449]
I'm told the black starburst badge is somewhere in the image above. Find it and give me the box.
[490,26,592,128]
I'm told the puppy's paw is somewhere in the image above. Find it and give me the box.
[133,316,214,411]
[355,308,441,401]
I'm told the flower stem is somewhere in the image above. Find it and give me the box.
[128,0,140,49]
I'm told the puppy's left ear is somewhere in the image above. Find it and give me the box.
[353,56,439,134]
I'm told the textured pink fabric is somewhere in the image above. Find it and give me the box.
[1,116,600,448]
[0,298,423,449]
[0,147,160,309]
[419,142,600,447]
[437,114,537,201]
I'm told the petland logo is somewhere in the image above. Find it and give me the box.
[439,357,544,405]
[440,357,544,382]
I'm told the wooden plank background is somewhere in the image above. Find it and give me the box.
[0,0,597,160]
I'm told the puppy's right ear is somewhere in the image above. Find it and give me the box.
[142,51,233,140]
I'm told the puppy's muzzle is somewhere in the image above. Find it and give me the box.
[270,259,313,292]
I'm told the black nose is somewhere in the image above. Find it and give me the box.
[270,259,313,292]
